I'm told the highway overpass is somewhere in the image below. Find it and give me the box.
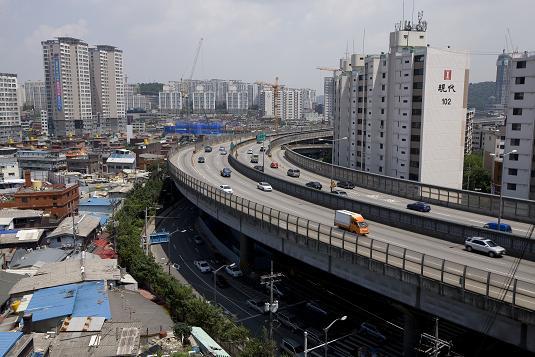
[168,132,535,354]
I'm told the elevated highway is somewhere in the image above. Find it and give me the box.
[168,133,535,353]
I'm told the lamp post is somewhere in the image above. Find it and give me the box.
[323,315,347,357]
[489,149,517,227]
[213,263,235,303]
[319,137,347,192]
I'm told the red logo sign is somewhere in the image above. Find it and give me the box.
[443,69,452,80]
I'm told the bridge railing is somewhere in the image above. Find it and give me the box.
[272,130,535,224]
[168,144,535,316]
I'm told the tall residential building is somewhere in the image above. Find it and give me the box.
[323,77,335,122]
[192,86,215,112]
[502,52,535,200]
[42,37,92,137]
[226,86,248,113]
[89,45,125,134]
[0,73,22,143]
[281,88,304,123]
[333,19,470,189]
[495,51,512,110]
[159,90,182,111]
[247,83,260,108]
[302,88,316,111]
[24,80,47,110]
[259,90,274,117]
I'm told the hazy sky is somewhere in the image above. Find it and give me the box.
[1,0,532,92]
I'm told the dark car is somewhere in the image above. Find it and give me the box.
[253,165,264,172]
[197,156,205,163]
[306,181,322,190]
[406,201,431,212]
[337,180,355,189]
[287,168,301,178]
[204,146,212,153]
[215,275,230,289]
[220,167,232,177]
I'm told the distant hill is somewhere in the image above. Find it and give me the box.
[139,82,164,96]
[467,81,496,111]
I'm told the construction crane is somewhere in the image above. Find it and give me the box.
[255,77,282,129]
[180,38,204,117]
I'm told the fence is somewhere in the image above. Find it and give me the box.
[167,140,535,317]
[272,130,535,225]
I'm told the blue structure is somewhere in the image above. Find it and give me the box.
[164,121,223,135]
[0,332,23,356]
[149,231,170,244]
[79,198,113,215]
[25,281,111,323]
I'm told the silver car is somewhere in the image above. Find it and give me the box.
[465,237,506,258]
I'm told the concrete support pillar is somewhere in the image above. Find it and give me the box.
[239,234,254,272]
[401,309,421,357]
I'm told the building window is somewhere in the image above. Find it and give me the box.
[510,138,520,146]
[410,148,420,155]
[380,132,384,138]
[411,135,421,142]
[513,108,523,115]
[382,73,386,79]
[512,123,522,131]
[381,109,385,114]
[413,68,424,75]
[509,153,519,161]
[380,143,383,149]
[514,92,524,100]
[381,84,385,90]
[508,168,518,176]
[516,61,526,69]
[507,183,517,191]
[412,109,422,116]
[515,77,525,84]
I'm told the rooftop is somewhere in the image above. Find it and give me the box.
[10,258,121,295]
[47,214,101,239]
[79,197,112,207]
[9,247,69,270]
[25,281,111,322]
[0,271,23,306]
[0,229,44,246]
[0,332,23,356]
[0,208,43,219]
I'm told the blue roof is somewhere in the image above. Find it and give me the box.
[0,229,18,234]
[79,198,112,207]
[0,332,23,356]
[25,281,111,322]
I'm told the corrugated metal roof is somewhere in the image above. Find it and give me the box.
[191,326,230,357]
[0,271,23,306]
[60,316,105,332]
[9,247,69,270]
[0,332,23,356]
[46,214,100,239]
[25,281,111,322]
[79,198,112,207]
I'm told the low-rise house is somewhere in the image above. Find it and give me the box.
[106,149,136,174]
[45,214,100,249]
[0,229,45,249]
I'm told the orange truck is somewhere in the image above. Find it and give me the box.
[334,210,369,235]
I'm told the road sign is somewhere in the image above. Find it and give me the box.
[149,231,170,244]
[256,132,266,143]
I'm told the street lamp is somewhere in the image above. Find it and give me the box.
[213,263,235,303]
[324,315,347,357]
[490,149,517,227]
[319,137,348,192]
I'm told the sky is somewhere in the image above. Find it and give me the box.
[0,0,533,92]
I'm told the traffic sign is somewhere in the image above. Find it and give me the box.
[256,132,266,143]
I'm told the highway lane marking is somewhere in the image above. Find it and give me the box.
[177,254,254,317]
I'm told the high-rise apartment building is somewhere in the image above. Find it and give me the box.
[495,51,512,111]
[248,83,260,108]
[89,45,125,124]
[302,88,316,111]
[159,90,182,111]
[333,19,470,189]
[24,80,47,111]
[226,86,248,113]
[502,53,535,200]
[42,37,92,137]
[323,77,335,122]
[192,86,215,112]
[281,88,304,123]
[0,73,22,143]
[259,90,274,117]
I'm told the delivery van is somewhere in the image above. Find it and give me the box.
[334,210,369,235]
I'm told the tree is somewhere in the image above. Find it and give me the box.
[240,329,276,357]
[463,153,491,192]
[174,322,192,346]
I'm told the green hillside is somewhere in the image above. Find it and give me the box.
[467,81,495,111]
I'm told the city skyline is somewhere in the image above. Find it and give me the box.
[1,0,534,91]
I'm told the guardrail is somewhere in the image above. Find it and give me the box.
[234,135,535,260]
[275,130,535,225]
[167,142,535,318]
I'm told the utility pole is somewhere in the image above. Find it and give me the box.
[261,261,283,342]
[144,207,148,255]
[434,317,439,357]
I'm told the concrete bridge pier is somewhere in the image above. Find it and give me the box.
[395,305,422,357]
[239,233,254,272]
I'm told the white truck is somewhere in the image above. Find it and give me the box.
[334,210,369,235]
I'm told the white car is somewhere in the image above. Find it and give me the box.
[225,264,243,277]
[193,260,211,273]
[219,185,233,194]
[257,182,273,191]
[465,237,506,257]
[247,149,253,155]
[219,146,226,152]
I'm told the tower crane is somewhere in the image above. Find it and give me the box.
[180,38,203,117]
[255,77,282,130]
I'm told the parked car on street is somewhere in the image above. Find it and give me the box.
[197,156,205,163]
[465,237,506,257]
[219,185,233,194]
[337,181,355,189]
[359,322,386,342]
[225,264,243,277]
[193,260,211,273]
[257,182,273,191]
[246,299,267,314]
[306,181,322,190]
[406,201,431,212]
[287,168,300,177]
[220,167,232,177]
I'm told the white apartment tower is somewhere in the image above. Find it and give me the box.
[159,90,182,111]
[0,73,22,143]
[323,77,335,122]
[502,53,535,200]
[333,18,470,188]
[89,45,125,120]
[192,86,215,112]
[226,85,248,113]
[42,37,92,137]
[24,80,47,110]
[259,90,274,117]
